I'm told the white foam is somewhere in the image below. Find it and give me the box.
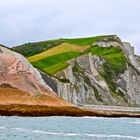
[129,121,140,124]
[11,127,26,132]
[86,134,138,139]
[81,116,105,119]
[81,116,130,120]
[32,130,139,139]
[33,130,80,136]
[0,126,7,129]
[86,133,137,139]
[8,127,140,139]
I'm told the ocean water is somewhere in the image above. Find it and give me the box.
[0,116,140,140]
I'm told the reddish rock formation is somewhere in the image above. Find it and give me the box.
[0,45,72,107]
[0,45,53,95]
[0,88,72,106]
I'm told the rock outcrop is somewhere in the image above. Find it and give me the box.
[0,45,72,106]
[1,35,140,108]
[43,36,140,107]
[0,46,53,95]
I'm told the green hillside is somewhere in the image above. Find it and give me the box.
[12,35,127,79]
[87,46,127,96]
[32,51,81,74]
[12,35,129,99]
[28,43,89,62]
[12,35,108,57]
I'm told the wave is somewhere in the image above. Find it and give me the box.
[0,126,7,129]
[81,116,131,120]
[32,130,139,139]
[129,121,140,125]
[33,130,80,136]
[11,127,27,132]
[86,134,139,139]
[2,126,140,139]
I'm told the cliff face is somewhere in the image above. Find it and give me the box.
[0,45,53,95]
[7,35,140,108]
[0,45,73,106]
[44,36,140,107]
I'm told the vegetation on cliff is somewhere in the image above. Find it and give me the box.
[13,35,108,57]
[28,43,89,62]
[12,35,109,75]
[87,45,127,98]
[31,51,81,74]
[12,35,130,104]
[28,39,127,78]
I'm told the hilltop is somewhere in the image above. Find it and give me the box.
[13,35,140,108]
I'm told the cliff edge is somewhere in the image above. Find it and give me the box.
[0,45,72,106]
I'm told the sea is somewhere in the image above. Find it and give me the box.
[0,116,140,140]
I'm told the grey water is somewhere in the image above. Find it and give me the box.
[0,116,140,140]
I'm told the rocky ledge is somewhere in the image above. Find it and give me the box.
[0,87,140,117]
[0,104,140,117]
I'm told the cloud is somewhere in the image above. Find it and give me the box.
[0,0,140,54]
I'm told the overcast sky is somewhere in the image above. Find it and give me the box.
[0,0,140,54]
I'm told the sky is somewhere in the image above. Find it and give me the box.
[0,0,140,55]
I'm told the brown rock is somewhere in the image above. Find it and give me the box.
[0,45,53,95]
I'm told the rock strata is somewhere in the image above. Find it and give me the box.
[43,36,140,107]
[0,46,53,95]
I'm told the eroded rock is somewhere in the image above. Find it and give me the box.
[44,36,140,107]
[0,46,53,95]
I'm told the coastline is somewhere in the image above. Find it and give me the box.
[0,104,140,118]
[0,87,140,118]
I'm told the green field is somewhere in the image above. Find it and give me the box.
[31,51,81,74]
[12,35,129,100]
[28,43,89,62]
[12,35,110,75]
[61,35,108,46]
[13,35,108,57]
[13,35,127,83]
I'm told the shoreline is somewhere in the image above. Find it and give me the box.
[0,104,140,118]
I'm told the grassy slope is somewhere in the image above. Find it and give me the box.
[61,36,108,46]
[31,51,81,74]
[87,46,127,74]
[87,46,127,98]
[12,35,129,100]
[30,44,127,76]
[13,35,127,85]
[12,40,62,57]
[14,36,105,74]
[26,36,108,74]
[13,35,108,57]
[28,43,89,62]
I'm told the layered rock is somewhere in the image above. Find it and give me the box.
[0,46,53,95]
[43,36,140,107]
[1,36,140,108]
[0,45,73,107]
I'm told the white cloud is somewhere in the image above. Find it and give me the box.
[0,0,140,54]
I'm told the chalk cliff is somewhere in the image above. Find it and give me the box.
[42,36,140,107]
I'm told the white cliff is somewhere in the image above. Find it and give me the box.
[45,36,140,107]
